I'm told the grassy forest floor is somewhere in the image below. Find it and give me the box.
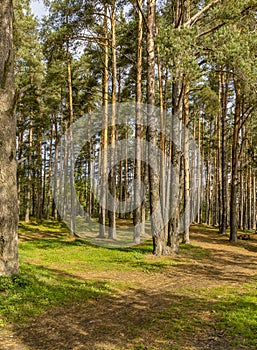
[0,221,257,350]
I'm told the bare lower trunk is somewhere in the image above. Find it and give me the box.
[168,73,183,254]
[197,114,202,223]
[66,29,75,235]
[247,165,251,230]
[0,0,19,276]
[156,21,167,241]
[133,0,144,244]
[99,4,109,238]
[217,73,222,229]
[108,1,117,240]
[46,120,53,220]
[220,69,228,234]
[182,82,190,244]
[17,113,24,217]
[252,167,256,231]
[52,114,59,220]
[230,78,241,242]
[147,0,168,255]
[25,118,33,222]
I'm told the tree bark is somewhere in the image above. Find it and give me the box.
[220,69,228,234]
[182,0,191,243]
[168,77,182,253]
[147,0,168,255]
[0,0,19,276]
[182,81,190,244]
[17,113,24,217]
[36,127,43,220]
[197,112,202,223]
[229,78,241,242]
[52,114,59,220]
[133,0,144,244]
[252,166,256,231]
[25,117,33,222]
[66,24,76,235]
[217,71,222,228]
[108,1,117,240]
[45,119,53,220]
[168,0,184,253]
[99,3,109,238]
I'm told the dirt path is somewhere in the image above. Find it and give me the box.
[1,227,257,350]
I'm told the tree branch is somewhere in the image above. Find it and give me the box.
[184,0,222,27]
[197,21,226,37]
[71,35,108,47]
[134,0,149,32]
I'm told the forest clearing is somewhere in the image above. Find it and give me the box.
[1,1,257,349]
[0,222,257,350]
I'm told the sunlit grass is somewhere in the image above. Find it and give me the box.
[0,220,173,324]
[209,285,257,347]
[0,220,256,348]
[0,264,115,325]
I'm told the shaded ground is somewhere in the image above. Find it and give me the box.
[1,225,257,350]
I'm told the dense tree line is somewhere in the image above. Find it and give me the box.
[16,0,257,248]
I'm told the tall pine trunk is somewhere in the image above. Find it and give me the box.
[25,117,33,222]
[181,0,191,244]
[52,114,59,220]
[230,78,241,242]
[45,119,53,219]
[108,1,117,240]
[252,166,256,231]
[0,0,19,276]
[66,26,76,235]
[147,0,168,255]
[168,77,182,253]
[133,0,144,244]
[99,4,109,238]
[182,82,190,244]
[168,0,184,253]
[220,69,228,234]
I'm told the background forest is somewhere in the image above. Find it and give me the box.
[15,0,257,254]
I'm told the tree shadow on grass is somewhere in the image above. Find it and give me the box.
[19,237,97,249]
[0,263,115,327]
[19,220,69,233]
[174,245,257,285]
[5,224,257,349]
[14,284,257,350]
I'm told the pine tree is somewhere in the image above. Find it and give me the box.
[0,0,19,276]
